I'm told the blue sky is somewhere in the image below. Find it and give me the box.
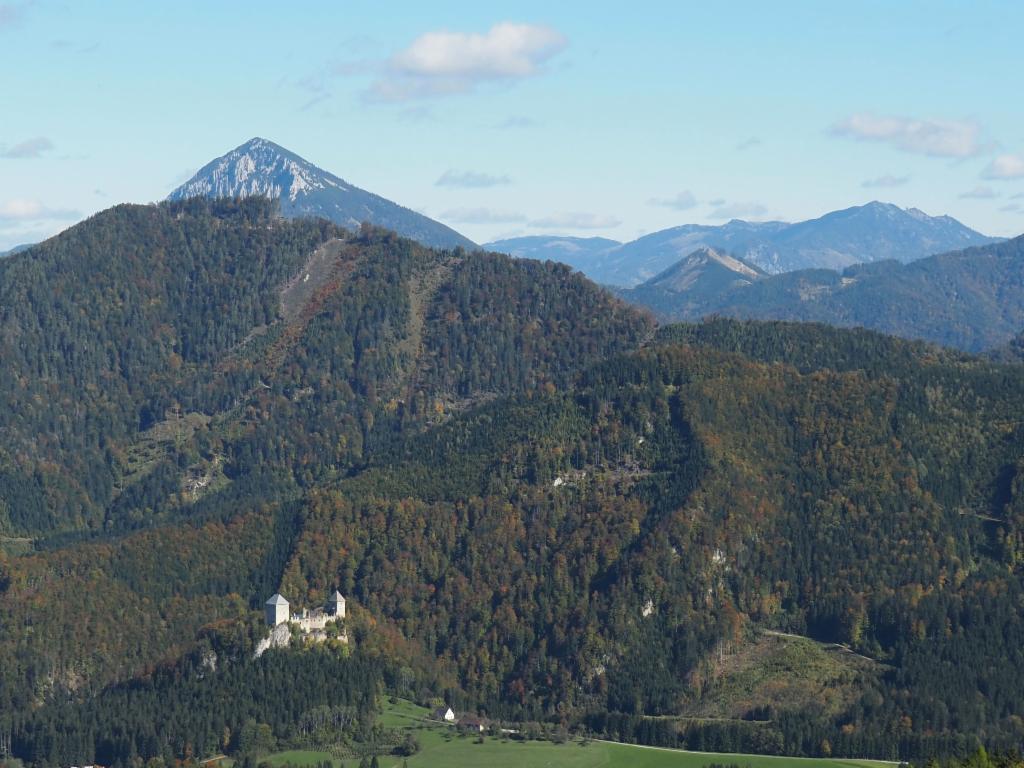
[2,0,1023,250]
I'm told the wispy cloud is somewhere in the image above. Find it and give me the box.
[170,167,199,188]
[436,169,511,188]
[708,201,769,220]
[0,3,27,29]
[0,198,79,223]
[292,37,383,108]
[648,191,698,211]
[830,113,985,158]
[440,207,526,224]
[1,136,54,159]
[300,57,378,91]
[530,212,621,230]
[49,38,99,53]
[959,185,999,200]
[367,22,567,102]
[862,174,910,189]
[1000,203,1022,213]
[397,105,436,122]
[736,137,761,151]
[496,115,535,130]
[298,93,331,112]
[982,154,1024,180]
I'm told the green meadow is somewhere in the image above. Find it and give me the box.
[258,700,899,768]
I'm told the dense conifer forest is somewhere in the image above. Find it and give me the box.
[2,200,1024,765]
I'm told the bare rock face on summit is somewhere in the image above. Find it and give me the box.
[169,137,475,250]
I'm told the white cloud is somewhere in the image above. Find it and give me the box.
[392,22,565,77]
[436,169,511,188]
[831,113,984,158]
[530,212,621,230]
[369,22,567,101]
[707,201,769,220]
[0,199,79,223]
[1,137,54,159]
[440,207,526,224]
[736,137,761,151]
[649,191,698,211]
[959,185,999,200]
[982,154,1024,180]
[1000,203,1022,213]
[862,174,910,189]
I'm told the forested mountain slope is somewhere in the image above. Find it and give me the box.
[0,197,650,746]
[2,203,1024,765]
[0,198,331,534]
[0,198,648,539]
[273,323,1024,754]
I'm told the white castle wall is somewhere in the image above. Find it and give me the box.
[291,614,330,632]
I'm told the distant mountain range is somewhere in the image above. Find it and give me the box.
[618,235,1024,352]
[0,243,34,258]
[620,246,765,320]
[486,202,1000,286]
[169,137,475,250]
[483,235,622,266]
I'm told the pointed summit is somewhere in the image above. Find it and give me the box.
[616,246,766,321]
[169,138,475,250]
[642,246,764,294]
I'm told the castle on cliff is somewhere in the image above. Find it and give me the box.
[265,590,346,630]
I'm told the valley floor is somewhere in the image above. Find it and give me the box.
[256,701,900,768]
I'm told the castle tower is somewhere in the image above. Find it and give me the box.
[265,593,290,626]
[326,590,346,619]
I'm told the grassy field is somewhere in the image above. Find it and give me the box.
[259,700,899,768]
[260,750,335,767]
[0,536,34,557]
[376,697,431,728]
[679,631,883,720]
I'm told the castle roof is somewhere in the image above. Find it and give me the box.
[266,593,289,606]
[328,590,345,603]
